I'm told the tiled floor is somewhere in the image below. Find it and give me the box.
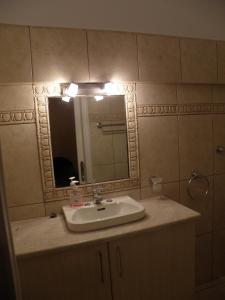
[196,283,225,300]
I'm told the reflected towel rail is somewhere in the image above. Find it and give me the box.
[97,122,126,128]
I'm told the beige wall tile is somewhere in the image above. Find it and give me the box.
[217,41,225,83]
[180,177,213,235]
[30,27,89,82]
[9,204,45,221]
[181,38,217,83]
[213,229,225,279]
[88,30,138,81]
[177,84,212,103]
[163,181,180,201]
[0,84,34,110]
[213,115,225,173]
[0,124,43,207]
[138,116,179,186]
[137,34,181,82]
[213,85,225,103]
[179,115,213,179]
[141,181,179,202]
[196,283,225,300]
[196,234,212,286]
[136,83,177,105]
[141,186,158,199]
[45,200,69,216]
[214,174,225,230]
[0,24,32,83]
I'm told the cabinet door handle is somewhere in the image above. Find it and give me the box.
[116,246,123,278]
[98,251,104,283]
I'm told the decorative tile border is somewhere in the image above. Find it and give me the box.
[0,109,35,125]
[137,103,225,117]
[44,178,140,202]
[33,83,140,202]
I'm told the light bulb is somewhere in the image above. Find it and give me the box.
[65,83,78,97]
[62,96,70,102]
[95,95,104,101]
[104,82,119,95]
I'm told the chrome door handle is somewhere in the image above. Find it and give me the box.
[97,251,104,283]
[116,246,123,278]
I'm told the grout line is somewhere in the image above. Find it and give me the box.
[212,114,215,187]
[0,122,35,127]
[28,30,47,209]
[178,38,183,83]
[135,33,140,81]
[211,84,214,103]
[28,26,34,84]
[9,202,45,209]
[216,42,219,83]
[85,30,91,82]
[175,85,181,202]
[140,179,181,190]
[211,112,215,281]
[211,175,215,281]
[136,115,143,198]
[28,25,45,212]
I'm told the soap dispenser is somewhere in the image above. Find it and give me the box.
[69,177,83,207]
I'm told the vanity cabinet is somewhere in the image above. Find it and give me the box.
[18,222,195,300]
[109,223,195,300]
[18,243,112,300]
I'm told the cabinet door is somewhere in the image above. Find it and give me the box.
[109,223,195,300]
[18,243,112,300]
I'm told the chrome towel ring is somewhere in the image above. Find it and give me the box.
[187,170,210,201]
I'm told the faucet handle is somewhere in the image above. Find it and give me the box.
[93,187,104,204]
[93,186,103,194]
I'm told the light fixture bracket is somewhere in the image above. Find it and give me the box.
[61,82,106,97]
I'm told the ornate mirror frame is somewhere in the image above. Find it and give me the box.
[34,82,139,202]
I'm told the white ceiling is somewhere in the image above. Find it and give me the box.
[0,0,225,41]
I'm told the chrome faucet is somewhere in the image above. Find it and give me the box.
[93,188,103,205]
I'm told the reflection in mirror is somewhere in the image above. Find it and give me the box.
[48,95,129,187]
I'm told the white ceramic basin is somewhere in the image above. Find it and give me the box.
[62,196,145,232]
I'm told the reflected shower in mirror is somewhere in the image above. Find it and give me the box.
[48,95,129,187]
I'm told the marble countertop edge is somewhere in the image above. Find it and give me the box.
[11,197,200,258]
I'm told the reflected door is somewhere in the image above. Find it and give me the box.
[74,97,94,184]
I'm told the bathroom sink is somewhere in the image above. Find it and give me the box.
[62,196,145,232]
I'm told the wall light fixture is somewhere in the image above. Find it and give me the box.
[60,82,121,102]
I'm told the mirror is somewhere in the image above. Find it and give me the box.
[34,82,139,201]
[48,95,129,187]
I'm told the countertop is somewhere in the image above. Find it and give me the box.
[11,197,200,258]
